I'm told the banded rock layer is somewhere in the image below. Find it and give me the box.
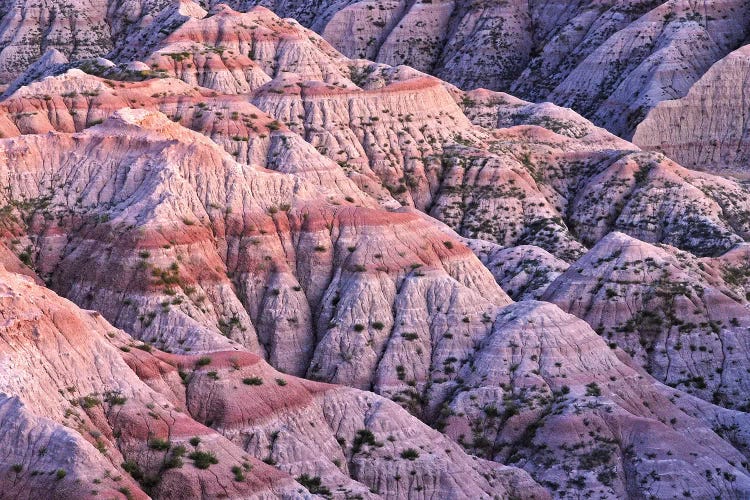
[1,2,750,500]
[634,44,750,178]
[0,263,547,499]
[203,0,750,137]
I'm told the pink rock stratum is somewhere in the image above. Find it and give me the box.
[1,2,750,499]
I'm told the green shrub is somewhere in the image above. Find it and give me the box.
[296,474,331,495]
[231,465,245,481]
[122,460,143,480]
[148,438,170,451]
[164,445,186,469]
[189,451,218,469]
[352,429,377,453]
[585,382,601,397]
[81,395,100,409]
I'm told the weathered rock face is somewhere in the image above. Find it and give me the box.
[0,68,367,195]
[5,5,750,266]
[468,240,569,301]
[0,0,203,88]
[536,0,750,138]
[164,350,549,499]
[142,4,361,95]
[2,0,750,156]
[3,2,750,499]
[452,124,750,259]
[633,44,750,178]
[544,232,750,410]
[197,0,750,138]
[7,227,750,499]
[0,265,306,499]
[1,4,750,403]
[438,301,750,499]
[0,263,549,499]
[0,107,515,389]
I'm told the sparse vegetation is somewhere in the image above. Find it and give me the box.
[188,451,218,469]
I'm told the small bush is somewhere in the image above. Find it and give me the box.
[296,474,331,495]
[81,395,101,409]
[106,392,127,405]
[164,445,186,469]
[231,465,245,482]
[189,451,218,469]
[585,382,601,397]
[149,438,171,451]
[352,429,378,453]
[122,460,143,480]
[196,357,211,367]
[400,449,419,460]
[243,376,263,386]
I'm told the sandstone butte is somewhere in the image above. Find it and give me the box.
[0,2,750,500]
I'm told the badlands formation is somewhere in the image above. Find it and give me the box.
[203,0,750,139]
[0,1,750,499]
[0,1,748,171]
[633,43,750,178]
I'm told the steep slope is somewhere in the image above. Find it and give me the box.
[0,263,548,499]
[1,6,749,406]
[0,264,306,499]
[544,232,750,410]
[1,0,749,139]
[0,68,367,192]
[0,107,517,388]
[2,4,750,499]
[438,301,750,499]
[7,231,750,499]
[153,350,548,498]
[468,239,569,301]
[5,5,750,265]
[0,0,204,87]
[200,0,750,137]
[149,3,353,91]
[633,43,750,178]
